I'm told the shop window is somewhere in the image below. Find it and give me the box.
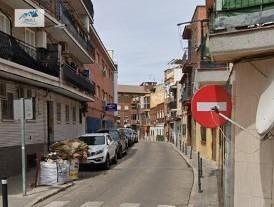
[200,126,207,144]
[2,93,14,120]
[56,103,61,122]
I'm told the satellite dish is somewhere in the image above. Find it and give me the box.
[256,74,274,137]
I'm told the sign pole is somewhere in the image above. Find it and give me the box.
[20,98,26,196]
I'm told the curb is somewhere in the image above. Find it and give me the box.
[170,143,198,207]
[28,182,74,207]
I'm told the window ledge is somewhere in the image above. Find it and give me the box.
[1,119,15,122]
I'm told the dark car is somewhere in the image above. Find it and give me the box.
[97,129,127,158]
[119,128,135,147]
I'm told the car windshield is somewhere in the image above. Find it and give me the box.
[79,136,105,145]
[110,131,120,141]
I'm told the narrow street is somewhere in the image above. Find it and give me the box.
[35,142,193,207]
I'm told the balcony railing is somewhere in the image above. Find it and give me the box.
[181,86,192,103]
[63,64,95,95]
[0,31,60,77]
[168,101,177,110]
[83,0,94,19]
[220,0,274,11]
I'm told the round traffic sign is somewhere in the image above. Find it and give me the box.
[191,85,232,128]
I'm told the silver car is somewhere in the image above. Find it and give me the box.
[79,133,117,170]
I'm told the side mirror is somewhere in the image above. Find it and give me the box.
[107,139,110,145]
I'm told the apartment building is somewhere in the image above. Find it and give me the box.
[164,59,183,145]
[117,85,149,131]
[85,29,118,133]
[208,0,274,206]
[181,5,229,164]
[0,0,96,177]
[149,84,165,142]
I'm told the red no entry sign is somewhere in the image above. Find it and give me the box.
[191,85,232,128]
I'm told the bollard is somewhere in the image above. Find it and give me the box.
[197,152,202,193]
[180,140,181,151]
[185,143,188,156]
[190,146,192,159]
[2,177,8,207]
[182,142,184,153]
[200,158,203,178]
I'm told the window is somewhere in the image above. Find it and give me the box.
[0,11,10,34]
[0,82,6,99]
[182,124,186,136]
[2,93,14,120]
[72,106,76,123]
[200,127,207,144]
[96,52,100,64]
[17,87,24,98]
[117,105,121,110]
[97,86,101,98]
[25,89,36,120]
[124,105,129,110]
[65,105,70,123]
[79,108,82,124]
[25,28,36,47]
[56,103,61,122]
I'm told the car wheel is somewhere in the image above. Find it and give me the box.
[104,155,110,170]
[113,152,118,164]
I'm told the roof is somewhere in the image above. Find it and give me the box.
[118,85,149,94]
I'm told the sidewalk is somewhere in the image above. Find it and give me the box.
[0,169,73,207]
[171,143,220,207]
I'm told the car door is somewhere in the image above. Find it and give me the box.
[107,135,115,159]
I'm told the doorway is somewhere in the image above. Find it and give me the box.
[47,101,54,150]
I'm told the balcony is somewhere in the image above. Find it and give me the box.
[209,0,274,62]
[181,86,192,103]
[35,0,95,62]
[0,31,59,77]
[168,101,177,110]
[63,64,95,95]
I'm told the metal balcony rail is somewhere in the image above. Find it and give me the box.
[0,31,60,77]
[63,64,95,95]
[83,0,94,19]
[221,0,274,10]
[168,101,177,109]
[181,86,192,102]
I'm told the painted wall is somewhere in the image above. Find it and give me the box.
[0,78,85,148]
[232,59,274,207]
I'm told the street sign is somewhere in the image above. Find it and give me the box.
[191,85,232,128]
[14,98,33,120]
[105,103,117,112]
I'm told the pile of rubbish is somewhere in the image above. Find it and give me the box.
[49,139,88,161]
[38,139,88,186]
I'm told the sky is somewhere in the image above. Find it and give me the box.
[93,0,205,85]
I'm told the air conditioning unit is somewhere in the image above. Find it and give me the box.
[60,42,69,53]
[36,31,47,49]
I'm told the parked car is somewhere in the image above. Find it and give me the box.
[79,133,117,170]
[132,130,138,143]
[125,128,137,146]
[97,129,127,158]
[118,128,131,148]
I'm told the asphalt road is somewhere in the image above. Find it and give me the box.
[35,142,193,207]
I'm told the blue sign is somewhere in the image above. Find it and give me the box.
[105,103,117,112]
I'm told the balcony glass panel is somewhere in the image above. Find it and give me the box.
[0,31,59,77]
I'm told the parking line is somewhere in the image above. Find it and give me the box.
[80,201,104,207]
[44,201,70,207]
[119,203,141,207]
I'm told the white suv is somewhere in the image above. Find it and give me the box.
[79,133,117,169]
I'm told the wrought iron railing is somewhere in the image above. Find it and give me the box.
[0,31,59,77]
[63,64,95,95]
[181,86,192,102]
